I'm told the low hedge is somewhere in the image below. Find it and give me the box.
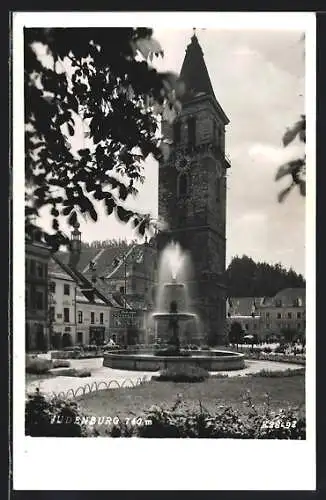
[153,364,209,383]
[52,359,71,369]
[26,356,52,374]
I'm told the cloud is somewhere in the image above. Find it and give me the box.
[248,142,305,166]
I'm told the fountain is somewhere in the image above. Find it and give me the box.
[103,242,245,371]
[152,279,198,353]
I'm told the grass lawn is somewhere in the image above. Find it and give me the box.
[77,375,305,430]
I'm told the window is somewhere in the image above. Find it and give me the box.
[49,282,56,293]
[37,263,44,278]
[178,173,188,197]
[25,289,29,308]
[297,312,302,319]
[245,324,249,330]
[119,286,125,294]
[30,260,36,275]
[64,308,70,323]
[49,306,55,321]
[213,121,217,142]
[64,284,70,296]
[215,176,221,201]
[77,332,83,344]
[35,291,44,310]
[275,299,282,307]
[100,312,104,324]
[78,311,83,324]
[277,313,282,319]
[219,128,224,151]
[266,312,270,319]
[173,121,181,143]
[297,323,301,329]
[266,323,270,329]
[187,117,196,145]
[91,312,95,324]
[287,312,292,319]
[253,323,257,329]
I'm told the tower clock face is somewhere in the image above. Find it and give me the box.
[175,152,191,172]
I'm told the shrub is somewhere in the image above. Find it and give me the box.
[26,391,305,439]
[25,390,93,437]
[274,345,286,354]
[263,347,272,353]
[200,345,210,351]
[154,363,209,383]
[26,356,52,374]
[55,368,91,377]
[105,403,305,439]
[52,359,71,369]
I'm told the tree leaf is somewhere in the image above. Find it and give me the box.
[52,218,59,231]
[67,122,74,136]
[278,185,293,203]
[275,159,305,181]
[282,118,305,147]
[298,180,306,196]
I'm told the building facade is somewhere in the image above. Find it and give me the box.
[75,295,110,345]
[227,288,306,340]
[48,270,77,348]
[157,33,230,345]
[25,240,51,351]
[258,288,306,338]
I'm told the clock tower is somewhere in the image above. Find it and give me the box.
[157,33,231,346]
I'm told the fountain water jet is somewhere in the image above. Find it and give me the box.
[103,242,245,371]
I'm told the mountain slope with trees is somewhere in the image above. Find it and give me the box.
[226,255,305,298]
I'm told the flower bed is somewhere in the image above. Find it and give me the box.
[245,352,305,365]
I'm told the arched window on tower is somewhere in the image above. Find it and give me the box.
[178,173,189,198]
[187,117,196,146]
[173,121,181,144]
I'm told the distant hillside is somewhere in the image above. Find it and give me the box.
[226,255,305,298]
[81,238,136,251]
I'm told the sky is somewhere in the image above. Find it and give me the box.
[37,27,306,275]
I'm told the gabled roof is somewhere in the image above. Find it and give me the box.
[50,254,117,307]
[262,288,306,308]
[227,297,265,316]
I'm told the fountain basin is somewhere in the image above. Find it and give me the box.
[152,312,197,321]
[103,350,245,372]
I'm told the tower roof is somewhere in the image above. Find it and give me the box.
[180,33,215,101]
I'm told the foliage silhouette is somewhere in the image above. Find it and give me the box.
[25,28,183,249]
[226,255,305,297]
[275,114,306,202]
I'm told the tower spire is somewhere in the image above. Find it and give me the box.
[180,30,215,101]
